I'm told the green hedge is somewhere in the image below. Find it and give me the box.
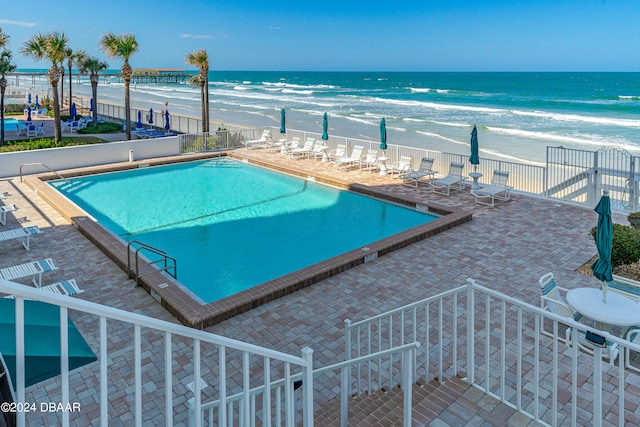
[591,223,640,267]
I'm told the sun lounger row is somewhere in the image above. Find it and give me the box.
[0,226,41,251]
[0,205,17,226]
[40,279,83,296]
[0,258,57,287]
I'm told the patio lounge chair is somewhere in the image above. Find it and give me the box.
[400,157,437,188]
[539,272,620,365]
[429,162,465,195]
[289,137,316,159]
[0,258,57,288]
[309,139,326,160]
[40,279,83,296]
[335,145,364,170]
[282,137,301,155]
[243,129,272,149]
[328,144,347,162]
[388,156,413,177]
[360,149,379,172]
[0,205,17,226]
[471,170,512,207]
[0,225,41,251]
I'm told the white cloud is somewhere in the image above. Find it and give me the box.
[180,33,214,40]
[269,26,281,30]
[0,19,36,27]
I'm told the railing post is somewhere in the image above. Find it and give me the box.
[301,347,314,427]
[340,367,349,427]
[402,346,415,427]
[593,349,603,427]
[466,279,475,385]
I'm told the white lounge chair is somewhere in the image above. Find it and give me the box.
[282,137,301,155]
[0,225,41,251]
[400,157,437,188]
[388,156,413,177]
[429,162,465,195]
[471,170,512,207]
[289,137,315,159]
[0,258,57,287]
[243,129,271,149]
[360,149,379,172]
[539,272,619,366]
[309,139,326,160]
[335,145,364,170]
[41,279,83,296]
[0,205,17,226]
[328,144,347,162]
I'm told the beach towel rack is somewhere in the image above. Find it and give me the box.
[19,162,70,183]
[127,240,177,285]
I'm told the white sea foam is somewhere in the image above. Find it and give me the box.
[233,86,250,91]
[511,109,640,128]
[282,89,313,95]
[262,81,337,90]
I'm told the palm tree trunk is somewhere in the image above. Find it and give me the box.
[204,77,210,133]
[49,65,62,143]
[68,65,73,111]
[59,65,65,110]
[200,81,205,133]
[121,61,132,140]
[90,74,99,126]
[0,80,5,146]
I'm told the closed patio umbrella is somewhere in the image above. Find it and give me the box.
[89,98,93,113]
[0,299,97,389]
[322,112,329,142]
[148,108,154,126]
[280,108,286,137]
[27,93,31,105]
[469,125,480,171]
[591,190,613,302]
[165,110,170,131]
[137,110,143,128]
[26,106,31,122]
[70,103,77,120]
[35,95,39,110]
[380,117,388,151]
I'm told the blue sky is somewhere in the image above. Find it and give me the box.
[1,0,639,71]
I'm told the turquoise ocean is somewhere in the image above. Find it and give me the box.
[17,70,640,165]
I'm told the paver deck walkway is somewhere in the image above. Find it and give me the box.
[0,147,635,426]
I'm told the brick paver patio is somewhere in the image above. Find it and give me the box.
[0,147,635,426]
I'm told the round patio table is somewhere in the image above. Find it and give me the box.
[566,287,640,328]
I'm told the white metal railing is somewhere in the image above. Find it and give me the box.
[345,278,640,427]
[194,342,419,427]
[179,128,260,153]
[0,279,313,427]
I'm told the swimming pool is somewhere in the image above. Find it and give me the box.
[2,118,20,131]
[50,159,437,303]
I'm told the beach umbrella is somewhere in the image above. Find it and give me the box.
[35,95,39,110]
[380,117,388,151]
[591,189,613,302]
[322,112,329,142]
[0,299,97,389]
[26,106,31,122]
[469,125,480,171]
[165,110,170,131]
[148,108,153,126]
[137,111,143,128]
[280,108,286,136]
[70,103,77,119]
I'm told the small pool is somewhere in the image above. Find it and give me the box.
[49,159,437,303]
[2,118,20,131]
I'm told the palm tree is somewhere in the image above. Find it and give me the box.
[77,56,108,126]
[0,28,17,147]
[99,32,138,140]
[21,31,68,143]
[65,48,85,111]
[185,49,210,132]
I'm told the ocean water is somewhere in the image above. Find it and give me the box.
[19,70,640,165]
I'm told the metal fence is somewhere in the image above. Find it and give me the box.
[547,145,640,212]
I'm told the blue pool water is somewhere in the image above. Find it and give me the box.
[2,118,19,131]
[50,159,436,303]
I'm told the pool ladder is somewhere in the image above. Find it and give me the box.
[127,240,177,285]
[19,162,70,183]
